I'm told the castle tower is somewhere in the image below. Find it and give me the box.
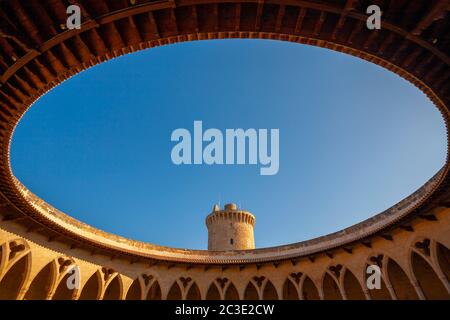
[205,203,256,251]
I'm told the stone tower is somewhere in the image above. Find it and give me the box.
[206,203,256,251]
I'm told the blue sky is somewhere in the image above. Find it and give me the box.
[11,39,446,249]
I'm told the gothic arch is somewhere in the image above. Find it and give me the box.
[343,269,365,300]
[322,272,343,300]
[103,274,122,300]
[126,278,143,300]
[51,270,78,300]
[0,253,30,300]
[206,282,221,300]
[262,280,278,300]
[364,263,392,300]
[436,242,450,283]
[50,258,78,300]
[167,281,182,300]
[0,239,31,297]
[301,276,320,300]
[364,253,394,300]
[147,280,162,300]
[282,278,298,300]
[224,282,239,300]
[79,270,102,300]
[24,260,55,300]
[186,282,201,300]
[244,281,259,300]
[411,251,450,299]
[387,258,419,300]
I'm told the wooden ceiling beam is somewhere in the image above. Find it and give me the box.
[111,21,127,48]
[313,11,326,36]
[27,1,59,37]
[434,69,450,91]
[22,65,46,88]
[411,1,449,36]
[391,40,410,62]
[192,5,199,33]
[74,35,94,58]
[347,19,362,44]
[235,4,241,32]
[275,5,286,32]
[90,28,109,54]
[402,47,422,69]
[377,32,395,55]
[45,48,68,71]
[212,3,219,32]
[0,55,9,70]
[128,15,144,43]
[294,7,306,34]
[3,0,448,88]
[47,0,73,31]
[32,56,56,81]
[255,1,264,31]
[416,54,437,76]
[148,11,161,39]
[331,0,358,40]
[170,8,180,34]
[0,28,35,58]
[13,73,36,92]
[9,1,43,44]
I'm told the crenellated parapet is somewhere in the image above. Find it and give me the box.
[206,204,256,228]
[206,204,256,251]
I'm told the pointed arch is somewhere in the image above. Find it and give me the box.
[244,281,259,300]
[52,271,77,300]
[262,280,278,300]
[0,253,30,300]
[186,282,201,300]
[126,278,142,300]
[302,276,320,300]
[224,282,239,300]
[343,269,365,300]
[0,245,3,272]
[24,261,54,300]
[322,273,342,300]
[387,258,419,300]
[282,279,298,300]
[206,283,221,300]
[167,282,182,300]
[147,281,162,300]
[364,264,391,300]
[412,251,449,299]
[437,242,450,282]
[103,275,122,300]
[79,271,102,300]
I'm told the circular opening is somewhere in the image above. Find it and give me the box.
[11,39,447,249]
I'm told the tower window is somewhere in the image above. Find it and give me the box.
[230,238,234,245]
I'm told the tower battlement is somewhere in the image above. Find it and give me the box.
[206,203,256,251]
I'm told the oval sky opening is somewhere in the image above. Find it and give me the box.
[10,39,447,250]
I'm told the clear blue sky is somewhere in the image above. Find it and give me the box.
[11,39,446,249]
